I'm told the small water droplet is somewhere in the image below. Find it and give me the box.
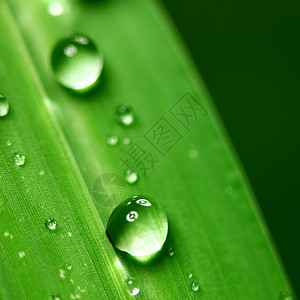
[67,232,72,237]
[7,141,12,146]
[106,196,168,256]
[66,263,72,270]
[52,294,61,300]
[4,232,13,239]
[18,251,26,259]
[116,104,134,126]
[13,152,25,166]
[191,282,199,292]
[168,248,174,257]
[59,269,65,279]
[106,135,119,146]
[279,291,293,300]
[125,277,140,296]
[70,293,81,299]
[187,272,193,279]
[125,169,139,184]
[45,218,57,231]
[122,137,131,145]
[0,95,9,117]
[51,34,103,92]
[48,1,64,16]
[189,150,198,159]
[224,186,234,195]
[77,286,86,293]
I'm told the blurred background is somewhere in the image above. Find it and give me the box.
[162,0,300,296]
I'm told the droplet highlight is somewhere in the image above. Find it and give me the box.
[13,152,25,166]
[125,277,140,296]
[122,137,131,145]
[0,95,9,117]
[116,104,134,126]
[187,272,193,279]
[168,248,174,257]
[106,195,168,256]
[51,34,103,92]
[106,135,119,146]
[191,282,199,292]
[45,218,57,231]
[125,169,138,184]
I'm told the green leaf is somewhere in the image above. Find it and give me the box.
[0,0,294,299]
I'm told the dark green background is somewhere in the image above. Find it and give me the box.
[162,0,300,296]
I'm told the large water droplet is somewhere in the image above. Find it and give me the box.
[125,169,138,184]
[116,104,134,126]
[51,34,103,92]
[45,218,57,231]
[0,95,9,117]
[125,277,140,296]
[106,196,168,256]
[191,282,200,292]
[13,152,25,166]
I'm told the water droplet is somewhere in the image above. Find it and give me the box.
[125,277,140,296]
[13,152,25,166]
[187,272,193,279]
[7,141,12,146]
[122,137,131,145]
[168,248,174,257]
[65,263,72,270]
[39,170,45,176]
[191,282,199,292]
[77,286,86,293]
[125,169,138,184]
[52,294,61,300]
[51,34,103,92]
[4,232,13,239]
[279,291,293,300]
[45,218,57,231]
[224,186,234,195]
[189,150,198,159]
[67,232,72,237]
[48,0,69,17]
[116,104,134,126]
[0,95,9,117]
[106,196,168,256]
[18,251,26,259]
[48,3,63,16]
[106,135,119,146]
[70,293,81,299]
[59,269,65,279]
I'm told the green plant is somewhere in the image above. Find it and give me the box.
[0,0,294,299]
